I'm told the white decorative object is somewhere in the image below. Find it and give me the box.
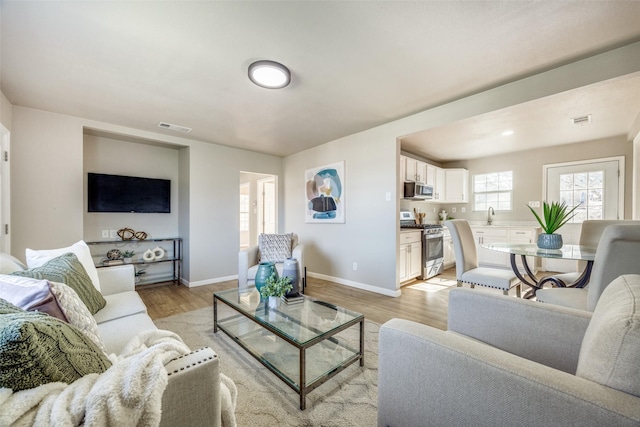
[152,246,165,260]
[268,296,280,310]
[143,249,155,262]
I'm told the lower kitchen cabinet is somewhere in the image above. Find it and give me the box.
[443,229,456,269]
[399,230,422,284]
[471,226,541,272]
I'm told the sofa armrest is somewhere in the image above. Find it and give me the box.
[160,347,221,427]
[378,319,640,427]
[97,264,136,296]
[238,245,259,287]
[448,288,592,373]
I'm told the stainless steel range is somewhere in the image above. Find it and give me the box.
[400,211,444,279]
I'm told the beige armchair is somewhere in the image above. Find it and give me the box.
[537,224,640,311]
[378,274,640,426]
[238,233,305,291]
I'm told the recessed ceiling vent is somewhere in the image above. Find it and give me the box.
[157,122,192,133]
[571,114,592,126]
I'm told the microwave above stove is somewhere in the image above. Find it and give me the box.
[404,181,433,200]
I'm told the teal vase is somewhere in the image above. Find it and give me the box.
[537,233,563,250]
[255,261,278,299]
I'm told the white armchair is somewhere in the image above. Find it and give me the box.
[238,233,305,290]
[378,274,640,426]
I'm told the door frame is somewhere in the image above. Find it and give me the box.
[0,124,10,253]
[257,176,277,235]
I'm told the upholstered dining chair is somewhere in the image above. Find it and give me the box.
[238,233,305,290]
[445,219,521,297]
[536,224,640,311]
[545,220,640,286]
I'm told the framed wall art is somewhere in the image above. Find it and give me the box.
[305,161,345,223]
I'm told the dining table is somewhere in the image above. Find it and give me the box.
[481,243,597,299]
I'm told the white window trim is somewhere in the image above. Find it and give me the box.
[542,156,625,219]
[472,171,513,212]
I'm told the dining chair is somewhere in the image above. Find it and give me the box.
[545,220,639,286]
[536,224,640,311]
[445,219,521,297]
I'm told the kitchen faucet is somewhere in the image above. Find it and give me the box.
[487,207,495,225]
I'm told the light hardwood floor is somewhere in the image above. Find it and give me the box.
[137,267,474,329]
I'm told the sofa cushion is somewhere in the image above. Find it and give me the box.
[0,275,68,321]
[0,299,111,391]
[93,291,147,324]
[0,253,27,274]
[258,233,293,263]
[26,240,101,292]
[98,312,157,355]
[12,253,107,315]
[576,274,640,397]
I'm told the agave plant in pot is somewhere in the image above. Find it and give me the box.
[528,201,580,249]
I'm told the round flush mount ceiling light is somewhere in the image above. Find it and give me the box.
[501,130,514,136]
[248,60,291,89]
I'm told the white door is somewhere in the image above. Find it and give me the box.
[258,177,277,235]
[0,124,10,253]
[544,157,623,272]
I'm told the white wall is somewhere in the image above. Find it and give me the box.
[10,106,283,286]
[83,134,181,241]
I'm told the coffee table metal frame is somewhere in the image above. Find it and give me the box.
[213,288,364,410]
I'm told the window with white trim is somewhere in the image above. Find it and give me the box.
[559,170,603,223]
[473,171,513,211]
[239,194,250,231]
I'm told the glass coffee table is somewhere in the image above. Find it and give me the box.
[213,287,364,410]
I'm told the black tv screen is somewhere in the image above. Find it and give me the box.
[88,173,171,213]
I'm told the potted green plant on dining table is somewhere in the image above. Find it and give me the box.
[528,200,581,249]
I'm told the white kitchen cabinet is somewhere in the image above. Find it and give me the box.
[425,164,437,187]
[444,168,469,203]
[434,167,446,201]
[402,155,427,183]
[470,226,541,272]
[443,229,456,269]
[399,230,422,284]
[472,227,508,267]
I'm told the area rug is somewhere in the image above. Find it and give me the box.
[154,305,378,426]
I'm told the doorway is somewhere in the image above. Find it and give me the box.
[239,172,277,249]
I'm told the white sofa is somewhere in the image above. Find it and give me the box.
[94,264,223,427]
[1,254,225,427]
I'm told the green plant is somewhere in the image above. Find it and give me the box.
[259,273,292,299]
[528,201,580,234]
[122,250,135,258]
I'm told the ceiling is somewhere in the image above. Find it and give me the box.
[2,1,640,159]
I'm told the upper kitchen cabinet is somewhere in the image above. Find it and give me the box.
[444,168,469,203]
[403,156,427,182]
[434,167,445,201]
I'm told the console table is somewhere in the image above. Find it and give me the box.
[86,237,182,286]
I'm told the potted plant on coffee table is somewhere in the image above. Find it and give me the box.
[259,273,293,309]
[528,200,580,249]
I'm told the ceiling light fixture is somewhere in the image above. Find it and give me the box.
[248,60,291,89]
[501,130,514,136]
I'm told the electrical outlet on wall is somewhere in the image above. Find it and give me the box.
[461,207,466,213]
[353,262,358,271]
[101,230,109,238]
[109,230,118,239]
[528,201,540,208]
[452,207,457,213]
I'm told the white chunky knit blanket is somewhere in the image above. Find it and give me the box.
[0,330,237,427]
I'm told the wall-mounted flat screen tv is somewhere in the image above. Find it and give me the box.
[88,173,171,213]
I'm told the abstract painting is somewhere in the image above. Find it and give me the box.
[305,161,345,223]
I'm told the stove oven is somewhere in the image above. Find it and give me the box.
[400,211,444,279]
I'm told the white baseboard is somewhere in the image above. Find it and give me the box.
[308,272,401,297]
[183,275,238,288]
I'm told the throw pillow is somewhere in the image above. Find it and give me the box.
[0,306,111,391]
[12,253,107,314]
[0,275,68,321]
[0,253,27,274]
[576,274,640,397]
[259,233,293,263]
[48,281,108,354]
[25,240,102,292]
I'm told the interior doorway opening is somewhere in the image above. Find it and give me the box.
[239,172,277,250]
[0,124,10,254]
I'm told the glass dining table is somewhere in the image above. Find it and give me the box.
[482,243,597,299]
